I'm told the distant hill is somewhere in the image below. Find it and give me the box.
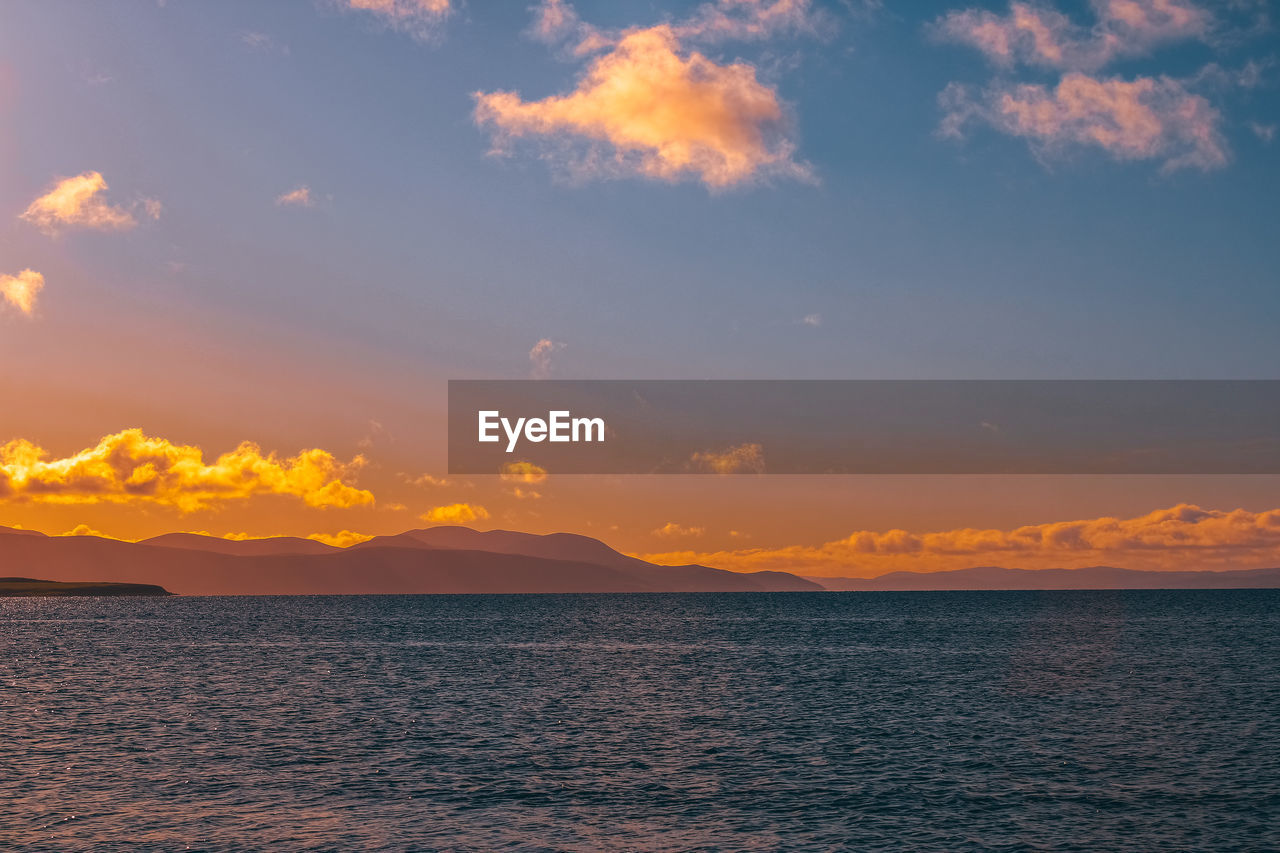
[0,577,171,597]
[811,565,1280,591]
[140,532,338,557]
[352,526,815,592]
[0,526,820,596]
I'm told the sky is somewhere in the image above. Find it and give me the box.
[1,0,1278,577]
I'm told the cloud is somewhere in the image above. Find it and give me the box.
[241,31,289,54]
[675,0,829,43]
[475,24,810,188]
[530,0,581,44]
[653,521,706,537]
[940,72,1228,171]
[501,461,547,499]
[1251,121,1276,143]
[1,269,43,316]
[345,0,451,39]
[934,0,1212,71]
[690,442,765,474]
[933,0,1241,173]
[643,504,1280,576]
[0,429,374,512]
[276,185,314,207]
[308,530,375,547]
[534,0,826,50]
[500,461,548,484]
[20,172,146,233]
[800,312,821,326]
[403,472,455,487]
[421,502,490,524]
[529,338,565,378]
[57,524,114,539]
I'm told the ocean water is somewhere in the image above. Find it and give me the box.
[2,591,1278,852]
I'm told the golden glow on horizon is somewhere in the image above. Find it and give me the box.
[642,504,1280,576]
[0,429,374,512]
[18,502,1280,577]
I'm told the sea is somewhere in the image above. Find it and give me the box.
[3,590,1278,851]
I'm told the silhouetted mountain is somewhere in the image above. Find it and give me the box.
[811,565,1280,591]
[0,577,171,597]
[140,532,338,557]
[352,526,813,592]
[0,525,819,595]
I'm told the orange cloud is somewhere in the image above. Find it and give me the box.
[275,185,313,207]
[20,172,144,233]
[0,269,43,316]
[346,0,451,38]
[501,461,548,484]
[475,25,809,188]
[0,429,374,512]
[690,442,765,474]
[935,0,1210,71]
[653,521,705,538]
[308,530,375,547]
[643,504,1280,577]
[940,72,1227,171]
[421,502,489,524]
[57,524,117,539]
[404,473,454,487]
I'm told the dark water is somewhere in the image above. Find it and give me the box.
[2,591,1278,851]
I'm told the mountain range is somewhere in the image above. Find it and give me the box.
[2,525,1277,594]
[0,525,819,595]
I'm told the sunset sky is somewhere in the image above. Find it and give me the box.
[2,0,1278,577]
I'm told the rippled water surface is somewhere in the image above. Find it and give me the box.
[3,591,1279,851]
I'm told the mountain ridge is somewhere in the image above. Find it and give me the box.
[0,525,819,595]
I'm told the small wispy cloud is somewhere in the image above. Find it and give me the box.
[241,31,289,54]
[933,0,1212,72]
[1250,121,1277,143]
[0,269,44,316]
[800,313,822,327]
[275,185,314,207]
[344,0,452,41]
[20,172,154,233]
[529,338,565,379]
[653,521,706,538]
[690,442,766,474]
